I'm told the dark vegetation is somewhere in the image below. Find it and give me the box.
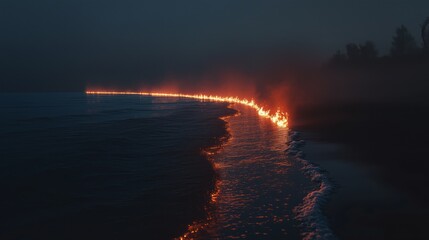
[305,18,429,200]
[330,18,429,65]
[291,18,429,240]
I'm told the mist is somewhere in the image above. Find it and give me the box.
[1,0,429,114]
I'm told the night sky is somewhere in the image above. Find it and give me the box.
[1,0,428,91]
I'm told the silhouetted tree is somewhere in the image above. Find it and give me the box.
[332,41,379,65]
[390,25,418,57]
[346,43,360,61]
[421,17,429,52]
[359,41,378,60]
[331,50,347,64]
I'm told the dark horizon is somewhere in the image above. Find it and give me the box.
[1,0,429,94]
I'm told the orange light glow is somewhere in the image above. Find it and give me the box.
[85,91,289,128]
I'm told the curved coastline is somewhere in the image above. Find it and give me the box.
[176,105,238,239]
[0,93,240,240]
[178,107,337,240]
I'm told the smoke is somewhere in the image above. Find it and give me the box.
[87,48,429,128]
[86,52,330,121]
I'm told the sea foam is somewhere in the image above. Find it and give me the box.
[286,131,337,240]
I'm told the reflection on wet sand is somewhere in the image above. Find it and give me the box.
[180,105,313,239]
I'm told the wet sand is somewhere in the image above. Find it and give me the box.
[293,103,429,240]
[184,104,317,239]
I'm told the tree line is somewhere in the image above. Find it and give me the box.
[331,17,429,64]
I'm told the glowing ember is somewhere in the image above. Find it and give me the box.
[86,91,288,128]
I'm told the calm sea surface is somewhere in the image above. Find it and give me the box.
[0,93,322,240]
[0,93,234,239]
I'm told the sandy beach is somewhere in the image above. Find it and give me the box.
[293,103,429,239]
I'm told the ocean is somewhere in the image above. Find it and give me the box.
[0,93,331,240]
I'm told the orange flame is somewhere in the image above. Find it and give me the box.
[85,91,288,128]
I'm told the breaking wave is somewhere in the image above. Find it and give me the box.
[286,131,337,240]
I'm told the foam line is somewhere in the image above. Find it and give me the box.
[286,131,337,240]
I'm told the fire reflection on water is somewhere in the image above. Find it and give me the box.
[178,105,309,239]
[85,91,307,239]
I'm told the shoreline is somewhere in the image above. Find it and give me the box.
[286,131,337,240]
[293,103,429,239]
[179,104,310,239]
[0,94,239,240]
[176,104,238,239]
[180,104,338,239]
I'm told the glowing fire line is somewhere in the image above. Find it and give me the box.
[86,91,288,128]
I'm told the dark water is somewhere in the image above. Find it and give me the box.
[1,93,339,240]
[187,106,314,239]
[0,93,234,240]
